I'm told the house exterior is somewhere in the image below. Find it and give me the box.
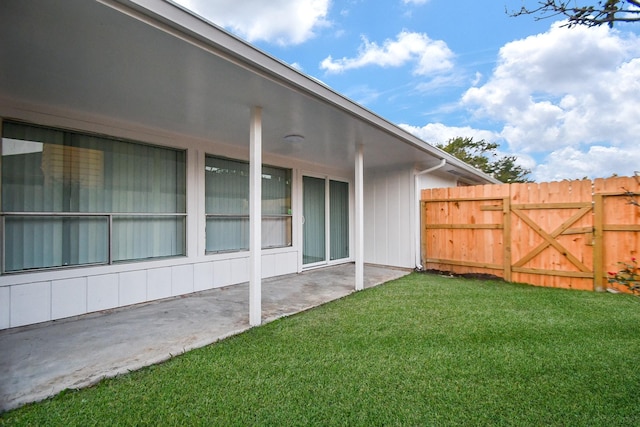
[0,0,498,330]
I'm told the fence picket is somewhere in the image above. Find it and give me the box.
[421,176,640,291]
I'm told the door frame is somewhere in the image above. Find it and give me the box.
[298,170,354,271]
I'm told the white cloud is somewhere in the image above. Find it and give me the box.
[414,74,466,92]
[471,72,483,87]
[320,31,454,75]
[535,145,640,182]
[462,23,640,151]
[458,21,640,180]
[399,122,499,146]
[174,0,330,45]
[402,0,430,4]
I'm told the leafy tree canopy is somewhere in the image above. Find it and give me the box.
[508,1,640,27]
[437,137,533,183]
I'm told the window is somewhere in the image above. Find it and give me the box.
[205,155,292,253]
[1,121,186,273]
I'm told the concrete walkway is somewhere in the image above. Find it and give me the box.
[0,264,410,412]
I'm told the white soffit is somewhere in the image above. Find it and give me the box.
[0,0,497,182]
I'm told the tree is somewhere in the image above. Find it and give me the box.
[437,137,533,183]
[508,1,640,27]
[486,156,534,184]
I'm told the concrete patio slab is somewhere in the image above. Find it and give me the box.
[0,264,410,412]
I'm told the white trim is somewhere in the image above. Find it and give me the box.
[325,178,331,265]
[187,147,200,258]
[0,117,4,277]
[249,107,262,326]
[355,145,364,291]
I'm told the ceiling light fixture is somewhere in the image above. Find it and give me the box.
[283,134,305,144]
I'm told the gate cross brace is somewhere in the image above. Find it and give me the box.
[512,206,592,273]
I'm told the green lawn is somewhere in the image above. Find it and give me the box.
[2,273,640,426]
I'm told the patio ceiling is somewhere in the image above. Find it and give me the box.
[0,0,496,182]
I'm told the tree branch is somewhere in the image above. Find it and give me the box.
[508,1,640,27]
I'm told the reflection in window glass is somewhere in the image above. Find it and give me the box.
[205,155,292,253]
[1,121,186,272]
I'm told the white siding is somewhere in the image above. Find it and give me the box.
[193,262,215,292]
[363,167,459,269]
[363,167,414,268]
[230,258,250,285]
[0,249,301,329]
[0,287,10,329]
[147,267,173,300]
[119,270,148,306]
[419,171,458,190]
[11,282,51,327]
[171,265,194,297]
[52,277,87,319]
[212,260,232,288]
[87,274,119,312]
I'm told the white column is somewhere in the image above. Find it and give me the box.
[249,107,262,326]
[355,144,364,291]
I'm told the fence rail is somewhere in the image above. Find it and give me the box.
[421,176,640,291]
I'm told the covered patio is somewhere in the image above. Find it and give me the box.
[0,264,410,412]
[0,0,497,333]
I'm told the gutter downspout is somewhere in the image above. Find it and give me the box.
[414,159,446,270]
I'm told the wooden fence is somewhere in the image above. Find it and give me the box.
[420,176,640,291]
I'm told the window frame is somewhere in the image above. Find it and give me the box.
[204,154,293,254]
[0,120,187,274]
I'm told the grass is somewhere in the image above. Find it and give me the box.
[2,273,640,426]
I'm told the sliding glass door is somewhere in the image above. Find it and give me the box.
[329,180,349,261]
[303,176,326,265]
[302,176,349,266]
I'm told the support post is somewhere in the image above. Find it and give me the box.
[249,107,262,325]
[355,144,364,291]
[502,196,512,282]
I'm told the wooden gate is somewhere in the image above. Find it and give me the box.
[421,176,640,291]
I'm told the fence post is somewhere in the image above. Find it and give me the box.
[503,195,512,282]
[593,193,604,292]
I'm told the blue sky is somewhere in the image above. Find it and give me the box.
[174,0,640,182]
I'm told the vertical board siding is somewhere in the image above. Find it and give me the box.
[364,168,416,268]
[421,176,640,291]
